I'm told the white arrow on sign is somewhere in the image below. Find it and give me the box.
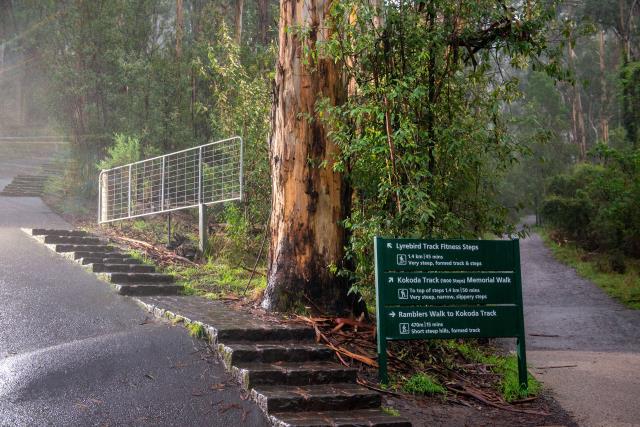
[387,243,392,248]
[389,311,396,318]
[388,277,394,283]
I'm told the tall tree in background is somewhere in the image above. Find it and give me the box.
[598,29,610,145]
[176,0,184,58]
[234,0,244,44]
[263,0,351,313]
[567,30,587,160]
[257,0,269,45]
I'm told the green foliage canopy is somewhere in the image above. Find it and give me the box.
[318,0,560,296]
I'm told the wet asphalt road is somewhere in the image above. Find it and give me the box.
[521,216,640,427]
[0,142,268,426]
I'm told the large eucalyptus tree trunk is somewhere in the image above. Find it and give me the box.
[262,0,351,313]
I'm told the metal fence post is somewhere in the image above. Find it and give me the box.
[128,164,132,217]
[98,171,103,224]
[239,137,244,202]
[160,156,165,211]
[198,146,208,255]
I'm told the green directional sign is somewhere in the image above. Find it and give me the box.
[382,305,521,339]
[376,238,515,271]
[380,272,517,305]
[374,237,528,390]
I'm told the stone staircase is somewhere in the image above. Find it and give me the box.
[23,227,411,425]
[25,229,181,296]
[1,160,64,197]
[137,296,411,427]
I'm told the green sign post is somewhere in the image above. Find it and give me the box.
[375,238,528,389]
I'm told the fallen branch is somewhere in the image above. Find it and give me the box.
[314,324,378,367]
[107,234,197,265]
[356,378,403,396]
[535,365,578,369]
[448,386,549,416]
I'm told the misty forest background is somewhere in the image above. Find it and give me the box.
[1,0,639,307]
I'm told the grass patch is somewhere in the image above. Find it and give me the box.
[186,322,207,340]
[167,258,266,300]
[403,373,446,396]
[126,249,152,265]
[448,340,541,402]
[499,355,541,402]
[96,214,267,301]
[539,228,640,309]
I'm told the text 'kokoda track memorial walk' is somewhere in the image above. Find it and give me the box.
[374,238,528,388]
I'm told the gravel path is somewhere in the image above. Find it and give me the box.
[521,218,640,426]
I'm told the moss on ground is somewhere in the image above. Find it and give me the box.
[402,373,446,396]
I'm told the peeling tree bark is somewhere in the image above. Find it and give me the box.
[262,0,351,313]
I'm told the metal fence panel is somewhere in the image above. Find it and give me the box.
[98,137,242,223]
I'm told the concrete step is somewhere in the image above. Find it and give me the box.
[1,192,44,196]
[5,186,46,191]
[217,325,316,343]
[232,361,357,390]
[218,342,333,366]
[15,174,48,180]
[9,181,46,187]
[11,181,47,185]
[5,184,44,191]
[0,192,42,197]
[2,187,44,192]
[31,229,89,237]
[252,383,381,413]
[269,409,412,427]
[54,244,112,253]
[78,256,140,265]
[113,283,182,296]
[70,250,125,260]
[11,180,47,184]
[88,263,155,273]
[101,272,174,284]
[42,235,103,245]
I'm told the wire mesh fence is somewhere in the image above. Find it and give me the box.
[98,137,242,223]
